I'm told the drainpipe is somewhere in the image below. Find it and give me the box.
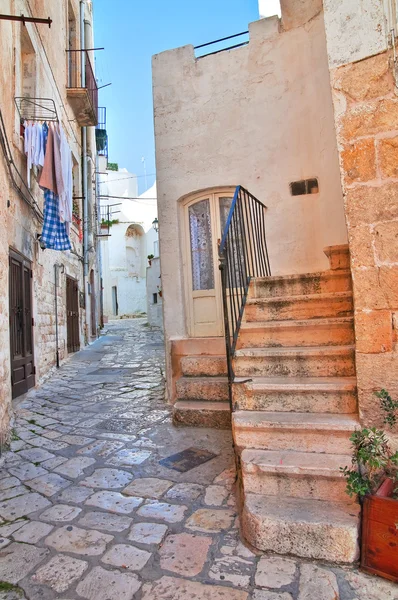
[54,263,65,368]
[80,0,89,340]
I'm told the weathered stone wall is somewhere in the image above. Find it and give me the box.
[324,2,398,432]
[0,0,99,440]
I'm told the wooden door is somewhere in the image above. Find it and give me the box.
[66,276,80,353]
[9,249,35,399]
[184,191,233,337]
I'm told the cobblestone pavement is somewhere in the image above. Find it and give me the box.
[0,319,397,600]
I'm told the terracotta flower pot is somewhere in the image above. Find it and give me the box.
[361,478,398,583]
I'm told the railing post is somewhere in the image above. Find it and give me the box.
[219,250,234,410]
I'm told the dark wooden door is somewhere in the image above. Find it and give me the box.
[9,249,35,399]
[66,276,80,353]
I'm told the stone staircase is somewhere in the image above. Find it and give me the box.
[232,245,361,563]
[172,338,231,429]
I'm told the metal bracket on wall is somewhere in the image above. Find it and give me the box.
[0,14,52,27]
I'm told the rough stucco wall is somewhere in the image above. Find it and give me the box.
[324,4,398,437]
[146,258,163,328]
[99,174,159,319]
[153,9,347,350]
[0,0,98,439]
[323,0,388,68]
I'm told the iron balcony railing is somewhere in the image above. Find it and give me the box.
[96,106,108,158]
[67,50,98,123]
[219,185,271,397]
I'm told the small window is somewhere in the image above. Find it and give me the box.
[153,293,158,304]
[290,178,319,196]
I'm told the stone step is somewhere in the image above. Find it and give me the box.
[233,345,355,378]
[173,401,231,429]
[176,376,229,402]
[180,355,227,377]
[232,376,357,413]
[232,411,358,454]
[324,244,350,271]
[250,269,352,299]
[241,449,351,501]
[241,493,360,563]
[237,317,354,349]
[245,291,353,322]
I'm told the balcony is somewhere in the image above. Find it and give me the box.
[67,50,98,126]
[96,106,108,160]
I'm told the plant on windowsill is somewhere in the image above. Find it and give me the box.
[157,285,162,298]
[147,254,154,266]
[101,219,119,229]
[341,389,398,583]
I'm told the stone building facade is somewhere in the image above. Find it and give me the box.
[99,164,159,320]
[0,0,101,440]
[323,0,398,436]
[152,0,398,562]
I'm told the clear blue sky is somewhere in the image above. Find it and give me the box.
[94,0,262,193]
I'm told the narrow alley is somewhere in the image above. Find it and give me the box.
[0,320,395,600]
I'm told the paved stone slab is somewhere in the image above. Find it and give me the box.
[298,564,339,600]
[204,485,229,506]
[165,483,203,502]
[39,504,82,522]
[345,570,398,600]
[0,477,20,491]
[128,522,168,545]
[77,440,125,457]
[53,457,96,478]
[78,511,132,532]
[45,525,113,555]
[141,576,248,599]
[0,493,51,520]
[26,473,70,497]
[0,486,29,503]
[80,468,132,489]
[107,448,152,466]
[102,543,151,571]
[123,477,172,499]
[32,554,88,592]
[0,542,49,583]
[13,521,53,543]
[252,593,294,600]
[8,463,47,481]
[209,555,253,587]
[137,501,187,523]
[76,565,141,600]
[59,434,95,445]
[18,449,55,463]
[159,533,211,576]
[0,521,26,537]
[256,557,297,589]
[186,508,235,533]
[85,490,143,514]
[58,485,93,504]
[40,456,68,470]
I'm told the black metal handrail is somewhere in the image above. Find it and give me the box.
[219,185,271,395]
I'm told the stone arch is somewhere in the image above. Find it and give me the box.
[125,224,145,277]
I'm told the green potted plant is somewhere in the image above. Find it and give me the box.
[341,390,398,582]
[147,254,154,266]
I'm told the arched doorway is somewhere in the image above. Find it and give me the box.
[182,189,234,337]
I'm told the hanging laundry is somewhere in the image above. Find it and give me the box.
[39,121,73,251]
[40,189,72,251]
[24,121,45,186]
[24,121,33,187]
[39,122,57,194]
[42,122,49,154]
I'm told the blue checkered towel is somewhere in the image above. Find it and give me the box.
[41,190,72,251]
